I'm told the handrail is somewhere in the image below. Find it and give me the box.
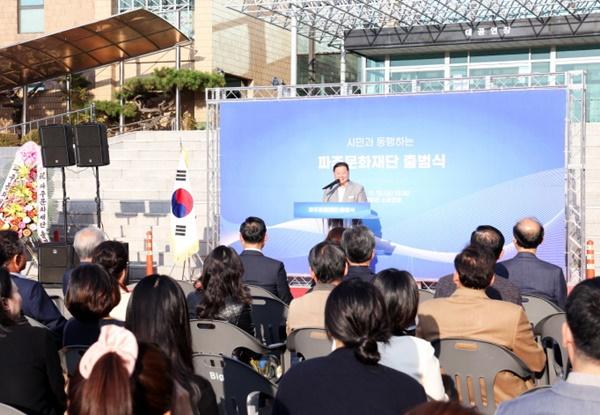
[107,113,175,137]
[0,105,95,135]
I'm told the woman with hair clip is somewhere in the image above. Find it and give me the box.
[189,245,254,335]
[0,268,66,414]
[92,240,130,321]
[272,278,427,415]
[126,274,218,415]
[374,268,446,401]
[68,325,174,415]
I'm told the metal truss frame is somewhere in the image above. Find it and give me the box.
[118,0,195,36]
[225,0,600,47]
[206,71,586,285]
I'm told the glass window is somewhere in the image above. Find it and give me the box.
[19,0,44,33]
[557,45,600,59]
[557,63,600,121]
[389,70,444,92]
[470,49,529,63]
[450,52,468,64]
[390,53,444,67]
[365,70,384,94]
[366,57,385,68]
[531,48,550,60]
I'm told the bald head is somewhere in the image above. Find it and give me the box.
[73,226,107,261]
[513,218,544,250]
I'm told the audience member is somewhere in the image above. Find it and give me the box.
[68,325,174,415]
[341,225,376,283]
[407,401,481,415]
[374,268,446,400]
[417,245,545,402]
[238,216,292,304]
[0,230,66,336]
[496,217,567,309]
[63,263,121,346]
[286,241,346,333]
[497,278,600,414]
[92,240,130,321]
[126,274,218,415]
[189,246,254,335]
[273,279,426,414]
[62,225,107,295]
[325,226,345,245]
[0,268,66,414]
[434,225,522,305]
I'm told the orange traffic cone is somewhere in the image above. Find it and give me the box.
[586,240,595,279]
[145,229,155,276]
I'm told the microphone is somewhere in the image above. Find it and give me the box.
[322,179,340,190]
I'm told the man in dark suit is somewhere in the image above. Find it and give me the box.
[435,225,522,305]
[341,225,375,283]
[239,216,292,304]
[0,230,66,337]
[496,217,567,309]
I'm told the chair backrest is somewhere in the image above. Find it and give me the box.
[59,345,89,377]
[25,316,48,329]
[433,338,534,415]
[193,353,277,415]
[250,296,288,345]
[189,319,269,357]
[246,285,280,301]
[0,403,27,415]
[419,289,434,303]
[534,312,569,383]
[287,328,330,360]
[521,294,563,327]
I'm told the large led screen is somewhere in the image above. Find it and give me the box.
[219,89,567,278]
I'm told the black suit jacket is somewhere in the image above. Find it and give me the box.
[239,250,292,304]
[496,252,567,309]
[345,265,375,283]
[434,271,522,306]
[11,274,66,337]
[272,347,426,415]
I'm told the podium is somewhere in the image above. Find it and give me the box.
[293,202,373,231]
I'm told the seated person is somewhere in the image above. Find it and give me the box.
[63,263,121,347]
[341,225,376,283]
[417,244,545,403]
[0,268,66,414]
[374,268,446,401]
[188,246,254,335]
[287,241,346,333]
[0,230,66,336]
[91,240,130,321]
[497,278,600,414]
[273,279,427,414]
[62,226,107,296]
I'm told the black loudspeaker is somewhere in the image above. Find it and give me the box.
[39,125,75,167]
[38,243,78,285]
[74,123,110,167]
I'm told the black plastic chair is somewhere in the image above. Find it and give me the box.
[59,345,89,377]
[0,403,27,414]
[250,296,288,345]
[284,327,330,371]
[521,294,563,327]
[534,312,569,384]
[419,289,434,303]
[246,285,281,302]
[433,338,534,415]
[193,353,277,415]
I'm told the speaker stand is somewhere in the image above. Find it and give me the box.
[61,167,69,243]
[94,166,102,228]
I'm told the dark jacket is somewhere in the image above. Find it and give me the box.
[434,272,523,306]
[345,265,375,283]
[239,250,292,304]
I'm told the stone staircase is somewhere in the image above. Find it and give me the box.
[45,130,210,280]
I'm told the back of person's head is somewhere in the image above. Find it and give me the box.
[454,245,495,290]
[308,241,346,283]
[325,278,390,365]
[325,227,346,246]
[513,217,544,249]
[198,245,249,318]
[91,241,128,283]
[133,342,173,415]
[341,225,375,263]
[126,274,201,408]
[0,267,17,327]
[68,325,138,415]
[239,216,267,244]
[566,278,600,362]
[66,263,120,322]
[407,401,482,415]
[74,226,108,260]
[0,230,25,260]
[470,225,504,260]
[373,269,418,335]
